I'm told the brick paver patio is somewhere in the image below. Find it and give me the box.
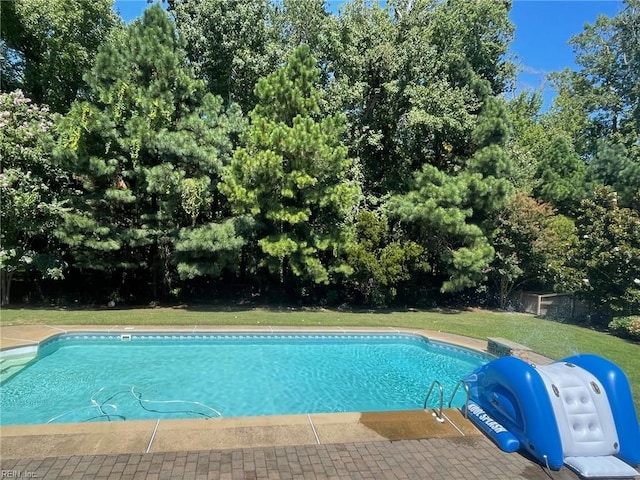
[0,436,586,480]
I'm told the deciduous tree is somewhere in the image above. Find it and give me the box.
[0,90,67,304]
[169,0,279,113]
[0,0,120,112]
[575,187,640,320]
[489,193,581,309]
[549,0,640,210]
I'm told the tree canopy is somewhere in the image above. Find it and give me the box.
[1,0,638,320]
[0,0,120,112]
[0,90,67,305]
[54,5,244,299]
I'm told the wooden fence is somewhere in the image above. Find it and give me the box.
[509,291,588,319]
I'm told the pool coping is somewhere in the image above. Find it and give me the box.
[0,325,550,460]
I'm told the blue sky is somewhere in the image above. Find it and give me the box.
[509,1,623,108]
[113,0,624,109]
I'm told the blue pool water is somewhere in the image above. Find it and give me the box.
[0,332,490,425]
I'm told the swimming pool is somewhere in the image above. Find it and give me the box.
[0,332,491,425]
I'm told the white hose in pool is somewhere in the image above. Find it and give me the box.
[46,385,223,423]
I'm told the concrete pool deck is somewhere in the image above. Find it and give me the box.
[0,325,589,479]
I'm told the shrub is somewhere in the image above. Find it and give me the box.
[627,317,640,341]
[609,316,640,341]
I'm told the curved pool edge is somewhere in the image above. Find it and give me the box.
[0,325,493,403]
[0,325,551,459]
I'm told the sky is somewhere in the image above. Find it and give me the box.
[508,1,623,108]
[113,0,625,110]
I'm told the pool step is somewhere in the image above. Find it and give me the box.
[0,355,36,383]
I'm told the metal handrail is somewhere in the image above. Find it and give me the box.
[423,380,444,422]
[447,380,470,418]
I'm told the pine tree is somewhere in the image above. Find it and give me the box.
[55,5,244,299]
[533,133,589,216]
[220,46,361,288]
[388,86,514,293]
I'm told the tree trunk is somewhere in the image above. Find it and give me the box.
[0,270,13,306]
[499,277,513,310]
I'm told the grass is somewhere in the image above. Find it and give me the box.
[1,304,639,415]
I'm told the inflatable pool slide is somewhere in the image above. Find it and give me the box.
[464,354,640,478]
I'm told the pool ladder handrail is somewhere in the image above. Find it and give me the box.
[447,379,471,418]
[423,380,445,422]
[423,379,471,423]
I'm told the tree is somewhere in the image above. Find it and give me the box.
[220,45,361,289]
[345,209,428,305]
[170,0,340,114]
[417,0,515,95]
[568,1,639,143]
[504,91,545,195]
[367,2,516,297]
[388,88,514,293]
[326,0,401,196]
[535,215,582,294]
[0,0,120,112]
[575,186,640,320]
[533,133,589,216]
[589,141,640,208]
[326,0,514,202]
[169,0,280,113]
[0,90,67,305]
[55,5,244,300]
[274,0,340,81]
[173,216,254,282]
[514,1,640,319]
[504,89,593,217]
[388,164,496,293]
[489,193,581,309]
[549,1,640,210]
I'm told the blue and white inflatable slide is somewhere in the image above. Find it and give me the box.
[464,354,640,478]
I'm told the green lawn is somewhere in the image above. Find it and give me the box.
[1,305,638,416]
